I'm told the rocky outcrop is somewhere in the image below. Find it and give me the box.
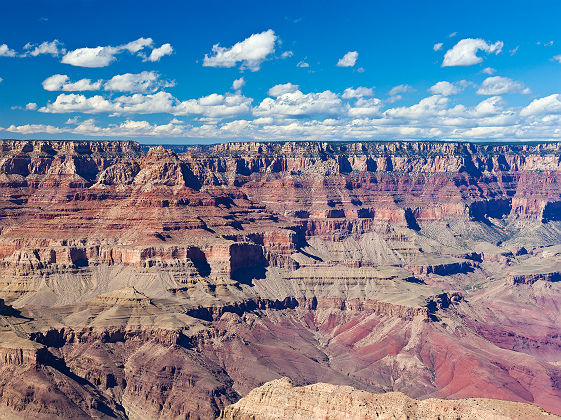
[219,377,558,420]
[509,272,561,285]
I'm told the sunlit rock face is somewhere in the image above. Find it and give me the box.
[219,378,559,420]
[1,139,561,419]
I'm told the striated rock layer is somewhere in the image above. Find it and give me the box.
[1,140,561,418]
[219,377,559,420]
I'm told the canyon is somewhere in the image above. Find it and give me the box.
[1,139,561,418]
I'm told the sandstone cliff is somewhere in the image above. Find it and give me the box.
[219,377,559,420]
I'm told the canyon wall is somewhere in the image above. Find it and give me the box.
[1,140,561,419]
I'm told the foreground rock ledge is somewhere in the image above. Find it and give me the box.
[219,378,559,420]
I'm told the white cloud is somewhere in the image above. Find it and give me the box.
[174,93,252,118]
[449,32,457,38]
[26,81,561,142]
[429,81,463,96]
[342,87,375,99]
[482,67,496,75]
[3,118,186,137]
[389,84,412,96]
[232,77,245,91]
[42,74,102,91]
[521,94,561,116]
[268,83,299,97]
[0,77,3,83]
[203,30,277,71]
[433,43,443,51]
[472,96,505,116]
[281,51,293,59]
[385,95,451,120]
[347,97,382,117]
[121,38,153,53]
[476,76,526,95]
[5,123,64,134]
[254,90,343,117]
[297,61,309,68]
[39,93,116,114]
[104,71,174,93]
[145,43,173,61]
[509,46,519,56]
[43,71,172,93]
[61,46,120,67]
[36,89,252,118]
[553,55,561,64]
[71,118,186,137]
[0,44,17,57]
[442,38,503,67]
[61,37,169,67]
[337,51,358,67]
[23,40,65,57]
[26,102,37,110]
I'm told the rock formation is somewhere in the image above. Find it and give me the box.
[1,139,561,418]
[219,377,559,419]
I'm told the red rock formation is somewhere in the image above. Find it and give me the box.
[1,140,561,418]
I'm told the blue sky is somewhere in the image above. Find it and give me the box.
[2,0,561,143]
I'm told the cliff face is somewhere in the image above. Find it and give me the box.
[1,140,561,419]
[219,377,559,420]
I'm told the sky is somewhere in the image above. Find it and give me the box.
[2,0,561,143]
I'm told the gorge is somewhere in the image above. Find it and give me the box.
[1,139,561,419]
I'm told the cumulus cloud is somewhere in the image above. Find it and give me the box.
[297,61,309,68]
[0,44,17,57]
[104,71,174,93]
[5,123,64,134]
[43,71,173,93]
[433,43,443,51]
[25,80,561,142]
[553,55,561,64]
[23,40,65,57]
[174,93,252,118]
[232,77,245,91]
[42,74,102,91]
[520,94,561,116]
[3,118,186,137]
[26,102,37,110]
[429,81,463,96]
[37,90,252,118]
[482,67,496,75]
[203,29,277,71]
[61,46,120,67]
[442,38,503,67]
[145,43,173,61]
[337,51,358,67]
[476,76,527,95]
[281,51,293,58]
[121,38,153,53]
[342,87,375,99]
[347,97,382,117]
[385,95,451,120]
[61,38,172,67]
[254,90,343,117]
[267,83,299,97]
